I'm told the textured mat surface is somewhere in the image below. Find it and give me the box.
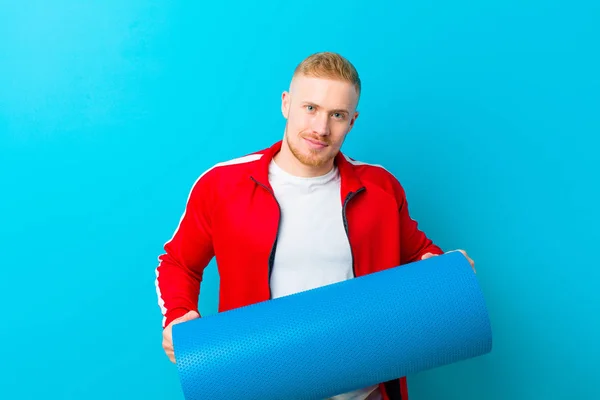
[172,251,492,400]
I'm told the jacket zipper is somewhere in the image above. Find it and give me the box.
[342,187,365,278]
[253,176,364,295]
[251,176,281,300]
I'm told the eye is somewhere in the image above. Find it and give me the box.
[305,105,315,112]
[333,112,345,119]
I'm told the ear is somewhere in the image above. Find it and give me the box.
[281,91,290,119]
[347,111,359,132]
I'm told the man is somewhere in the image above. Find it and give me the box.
[155,51,475,400]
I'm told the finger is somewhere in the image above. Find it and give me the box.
[449,249,476,273]
[167,350,175,363]
[466,255,475,268]
[186,310,200,319]
[457,249,471,262]
[456,249,475,266]
[177,310,200,323]
[463,254,476,272]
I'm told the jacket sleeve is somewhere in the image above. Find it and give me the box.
[393,179,444,264]
[154,168,217,329]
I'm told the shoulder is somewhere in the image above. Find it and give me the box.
[341,153,407,199]
[196,144,270,181]
[184,147,266,199]
[203,152,264,179]
[341,153,400,186]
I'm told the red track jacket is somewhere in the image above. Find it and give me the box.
[155,140,443,400]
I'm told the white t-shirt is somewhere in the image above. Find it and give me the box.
[268,159,382,400]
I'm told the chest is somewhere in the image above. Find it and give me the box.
[272,184,351,264]
[211,180,400,275]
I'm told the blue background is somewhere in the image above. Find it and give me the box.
[0,1,597,399]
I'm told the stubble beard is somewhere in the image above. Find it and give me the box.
[286,129,333,168]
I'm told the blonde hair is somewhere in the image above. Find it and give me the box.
[292,52,361,98]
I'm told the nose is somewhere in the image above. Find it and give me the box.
[311,113,330,136]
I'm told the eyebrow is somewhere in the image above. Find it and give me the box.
[303,102,350,115]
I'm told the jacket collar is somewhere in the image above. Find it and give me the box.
[250,140,365,199]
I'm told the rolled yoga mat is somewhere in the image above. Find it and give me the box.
[172,251,493,400]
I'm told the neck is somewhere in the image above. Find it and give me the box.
[273,141,335,178]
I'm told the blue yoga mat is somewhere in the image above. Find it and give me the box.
[172,251,493,400]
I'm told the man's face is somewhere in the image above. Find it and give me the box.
[281,75,359,169]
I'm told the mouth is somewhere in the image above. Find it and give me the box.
[304,137,328,149]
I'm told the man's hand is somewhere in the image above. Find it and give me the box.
[421,249,476,273]
[162,310,200,363]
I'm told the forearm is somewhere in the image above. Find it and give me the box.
[155,169,216,329]
[155,253,203,328]
[402,230,443,264]
[395,183,443,264]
